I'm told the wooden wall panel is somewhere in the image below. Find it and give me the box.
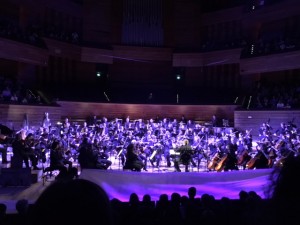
[0,102,236,130]
[2,103,300,139]
[0,104,61,131]
[57,101,236,123]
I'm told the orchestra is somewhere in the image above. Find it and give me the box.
[2,113,300,173]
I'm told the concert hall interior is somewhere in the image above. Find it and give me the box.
[1,0,300,224]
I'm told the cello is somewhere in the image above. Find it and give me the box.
[214,153,228,172]
[237,149,249,165]
[207,152,221,170]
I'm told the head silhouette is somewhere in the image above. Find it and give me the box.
[28,179,113,225]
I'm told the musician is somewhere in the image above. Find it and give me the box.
[191,134,207,169]
[42,112,51,133]
[49,139,73,173]
[212,115,217,127]
[78,137,111,170]
[11,132,40,170]
[275,122,287,136]
[228,129,238,144]
[124,116,131,131]
[259,122,272,136]
[161,136,172,167]
[25,133,44,168]
[243,129,253,150]
[174,139,194,172]
[223,142,239,171]
[80,121,89,136]
[161,118,169,130]
[149,141,164,168]
[186,120,195,130]
[123,142,145,171]
[172,118,179,129]
[135,140,148,171]
[252,143,270,169]
[61,117,71,134]
[236,138,251,170]
[259,130,273,146]
[92,138,112,169]
[100,121,109,136]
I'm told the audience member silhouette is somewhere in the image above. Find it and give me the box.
[184,186,202,225]
[27,179,113,225]
[165,192,183,225]
[154,194,169,225]
[123,192,141,225]
[8,199,30,225]
[139,194,155,225]
[0,203,7,225]
[264,155,300,225]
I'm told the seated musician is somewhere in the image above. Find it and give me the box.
[11,132,40,170]
[174,139,194,172]
[61,117,71,134]
[223,142,239,171]
[78,137,111,170]
[80,121,89,136]
[123,141,145,171]
[49,139,74,178]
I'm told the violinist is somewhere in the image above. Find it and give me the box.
[12,132,40,170]
[259,130,273,146]
[243,129,253,150]
[275,122,287,136]
[61,118,71,135]
[191,134,206,170]
[259,122,272,136]
[80,121,89,136]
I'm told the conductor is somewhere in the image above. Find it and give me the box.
[174,139,194,172]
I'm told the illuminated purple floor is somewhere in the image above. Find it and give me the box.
[80,168,272,201]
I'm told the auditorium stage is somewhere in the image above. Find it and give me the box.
[0,167,273,213]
